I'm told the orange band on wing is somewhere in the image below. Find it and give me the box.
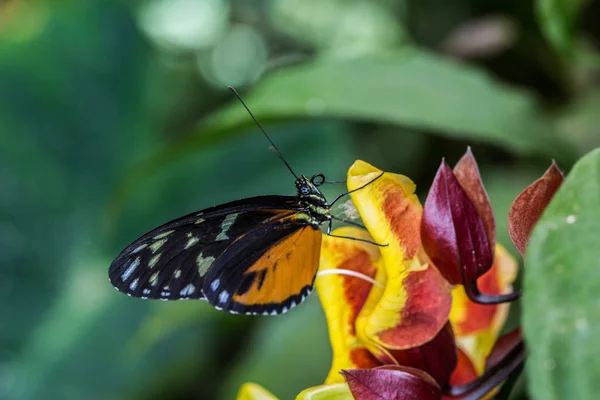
[233,226,322,305]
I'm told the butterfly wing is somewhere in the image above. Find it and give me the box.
[202,215,322,315]
[108,196,306,302]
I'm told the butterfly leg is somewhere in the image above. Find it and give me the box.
[328,171,384,207]
[325,218,388,247]
[331,215,368,230]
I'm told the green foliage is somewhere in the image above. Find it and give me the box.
[524,148,600,400]
[198,50,576,163]
[536,0,587,55]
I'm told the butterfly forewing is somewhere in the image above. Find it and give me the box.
[109,196,309,303]
[203,216,322,314]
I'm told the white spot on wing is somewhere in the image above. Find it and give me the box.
[210,279,220,291]
[197,254,215,276]
[150,272,159,286]
[121,257,140,281]
[129,278,139,290]
[131,244,147,254]
[281,306,288,314]
[160,291,171,297]
[143,288,151,295]
[150,238,167,253]
[154,230,175,240]
[290,300,296,308]
[185,236,200,249]
[180,284,195,297]
[149,254,161,268]
[271,310,278,315]
[174,269,182,279]
[216,213,238,241]
[218,290,229,303]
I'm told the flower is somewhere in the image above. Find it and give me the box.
[316,160,455,385]
[236,151,562,400]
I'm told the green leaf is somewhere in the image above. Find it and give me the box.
[200,50,575,162]
[523,148,600,400]
[536,0,587,54]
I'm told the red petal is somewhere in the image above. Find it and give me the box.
[421,160,494,285]
[453,148,496,252]
[508,161,564,258]
[388,323,458,386]
[452,260,501,335]
[343,366,442,400]
[371,263,452,350]
[350,348,383,370]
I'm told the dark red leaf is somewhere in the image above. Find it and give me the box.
[453,148,496,253]
[343,366,442,400]
[508,161,564,258]
[389,323,457,386]
[421,160,494,285]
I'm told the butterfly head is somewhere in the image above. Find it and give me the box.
[296,175,327,205]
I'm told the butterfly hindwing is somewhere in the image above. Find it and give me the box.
[202,215,322,315]
[108,196,305,301]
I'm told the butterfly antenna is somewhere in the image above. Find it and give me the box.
[228,86,299,180]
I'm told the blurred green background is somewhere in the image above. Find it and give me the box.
[1,0,599,399]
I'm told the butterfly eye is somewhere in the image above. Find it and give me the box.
[300,185,310,195]
[310,173,326,186]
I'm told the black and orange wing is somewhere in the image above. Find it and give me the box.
[108,195,320,314]
[202,215,322,315]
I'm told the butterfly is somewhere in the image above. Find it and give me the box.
[108,88,383,315]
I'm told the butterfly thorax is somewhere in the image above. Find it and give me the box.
[295,176,331,226]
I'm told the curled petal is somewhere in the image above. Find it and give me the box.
[237,383,279,400]
[348,161,452,350]
[421,160,494,285]
[484,328,522,372]
[295,383,354,400]
[508,161,564,258]
[343,366,442,400]
[317,228,383,383]
[450,245,518,372]
[450,245,518,336]
[347,160,422,262]
[453,147,496,252]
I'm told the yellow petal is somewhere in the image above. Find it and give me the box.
[450,244,518,372]
[317,227,382,383]
[237,382,280,400]
[296,383,354,400]
[348,160,452,351]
